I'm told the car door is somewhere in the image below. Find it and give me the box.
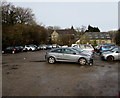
[62,48,78,62]
[113,48,120,60]
[118,48,120,60]
[51,48,63,61]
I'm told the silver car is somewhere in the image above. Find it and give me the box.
[45,47,93,65]
[101,47,120,61]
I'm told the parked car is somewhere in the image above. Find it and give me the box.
[15,46,24,52]
[37,45,42,50]
[29,44,38,50]
[37,45,47,50]
[61,45,68,48]
[99,44,116,55]
[57,45,61,48]
[101,47,120,61]
[45,47,93,65]
[46,45,53,49]
[72,44,94,52]
[52,44,57,48]
[71,44,77,47]
[2,46,20,54]
[99,45,117,55]
[23,45,36,51]
[52,44,61,48]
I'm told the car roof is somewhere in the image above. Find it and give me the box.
[50,47,73,51]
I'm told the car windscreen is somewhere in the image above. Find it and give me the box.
[111,48,118,52]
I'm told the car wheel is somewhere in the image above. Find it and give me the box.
[107,56,114,61]
[79,58,87,65]
[12,51,15,54]
[29,48,32,51]
[24,48,28,52]
[48,57,55,64]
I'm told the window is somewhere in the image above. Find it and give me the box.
[79,45,84,49]
[106,34,110,36]
[73,45,79,48]
[6,47,13,49]
[84,45,92,49]
[26,45,30,47]
[51,49,62,53]
[95,36,98,38]
[112,48,118,52]
[73,45,77,47]
[101,36,104,38]
[107,36,110,38]
[63,49,74,54]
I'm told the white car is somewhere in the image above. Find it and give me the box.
[37,45,47,50]
[71,44,77,47]
[23,45,36,51]
[72,44,94,52]
[70,47,93,57]
[101,47,120,61]
[61,45,68,48]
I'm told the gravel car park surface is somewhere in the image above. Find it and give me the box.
[2,50,119,96]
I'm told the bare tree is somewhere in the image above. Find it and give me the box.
[80,25,86,32]
[2,1,16,25]
[15,7,36,25]
[2,1,36,25]
[76,25,86,32]
[46,26,61,30]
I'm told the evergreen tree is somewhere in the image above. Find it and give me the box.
[85,25,100,32]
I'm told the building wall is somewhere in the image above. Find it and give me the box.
[51,31,59,43]
[90,39,112,44]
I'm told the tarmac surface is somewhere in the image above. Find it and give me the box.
[2,50,119,96]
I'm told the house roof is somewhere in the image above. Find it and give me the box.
[55,29,76,35]
[48,26,76,35]
[85,32,112,39]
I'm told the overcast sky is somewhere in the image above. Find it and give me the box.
[10,2,118,32]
